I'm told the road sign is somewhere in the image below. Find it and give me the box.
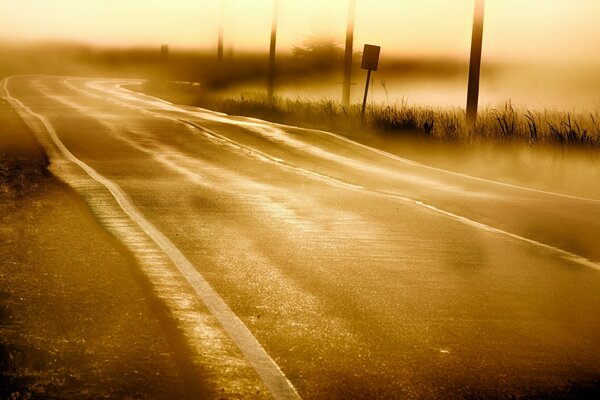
[361,44,380,71]
[361,44,381,117]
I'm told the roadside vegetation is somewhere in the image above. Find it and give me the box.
[142,82,600,149]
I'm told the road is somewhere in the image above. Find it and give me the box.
[3,75,600,399]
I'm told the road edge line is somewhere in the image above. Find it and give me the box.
[2,75,301,400]
[62,78,600,272]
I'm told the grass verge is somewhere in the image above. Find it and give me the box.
[141,81,600,148]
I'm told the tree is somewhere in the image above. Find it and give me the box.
[292,36,343,72]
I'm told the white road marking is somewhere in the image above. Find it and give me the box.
[189,121,600,273]
[59,77,600,272]
[107,78,600,205]
[307,127,600,204]
[2,75,301,400]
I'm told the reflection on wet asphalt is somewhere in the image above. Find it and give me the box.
[6,75,600,399]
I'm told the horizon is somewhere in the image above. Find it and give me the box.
[4,38,600,71]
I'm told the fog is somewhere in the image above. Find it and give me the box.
[3,3,600,395]
[1,19,600,201]
[2,0,600,112]
[2,38,599,113]
[2,0,600,64]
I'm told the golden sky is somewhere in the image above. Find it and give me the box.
[1,0,599,64]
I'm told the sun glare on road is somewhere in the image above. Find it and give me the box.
[1,1,600,399]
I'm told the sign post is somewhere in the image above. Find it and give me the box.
[361,44,380,117]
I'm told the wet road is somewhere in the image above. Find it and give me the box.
[4,75,600,399]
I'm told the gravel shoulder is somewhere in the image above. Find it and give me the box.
[0,96,191,399]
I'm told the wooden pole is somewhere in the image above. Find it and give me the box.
[361,69,372,118]
[160,44,169,80]
[217,0,225,65]
[267,0,279,103]
[160,44,169,60]
[342,0,356,107]
[466,0,485,128]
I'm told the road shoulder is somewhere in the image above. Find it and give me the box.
[0,96,189,399]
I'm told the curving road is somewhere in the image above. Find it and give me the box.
[3,75,600,399]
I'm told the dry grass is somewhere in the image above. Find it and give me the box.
[242,96,600,147]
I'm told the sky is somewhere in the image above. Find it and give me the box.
[1,0,599,65]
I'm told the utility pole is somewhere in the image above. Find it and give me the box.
[160,44,169,80]
[466,0,485,128]
[160,44,169,60]
[217,0,225,66]
[267,0,279,103]
[342,0,356,107]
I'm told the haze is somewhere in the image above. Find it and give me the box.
[4,0,600,398]
[1,0,600,65]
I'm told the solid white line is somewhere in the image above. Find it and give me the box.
[105,79,600,205]
[408,198,600,272]
[61,77,600,272]
[186,121,600,273]
[2,75,301,400]
[314,129,600,204]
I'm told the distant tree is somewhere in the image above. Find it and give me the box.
[292,36,343,72]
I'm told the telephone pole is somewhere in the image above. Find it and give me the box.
[217,0,225,66]
[342,0,356,107]
[466,0,485,128]
[267,0,279,103]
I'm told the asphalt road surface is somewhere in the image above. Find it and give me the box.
[3,75,600,399]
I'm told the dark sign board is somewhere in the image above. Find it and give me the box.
[361,44,380,71]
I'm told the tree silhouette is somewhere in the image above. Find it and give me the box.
[292,36,343,72]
